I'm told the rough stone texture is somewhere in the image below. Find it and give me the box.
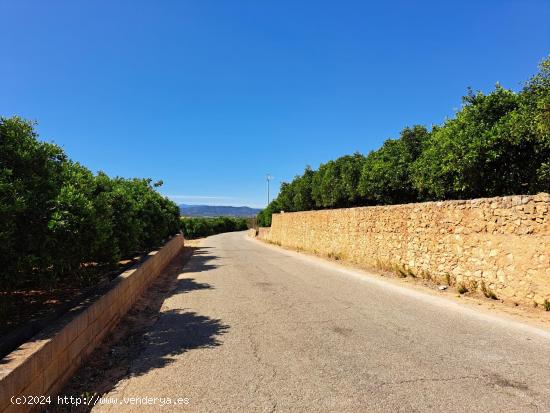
[257,227,270,239]
[257,194,550,305]
[0,234,184,413]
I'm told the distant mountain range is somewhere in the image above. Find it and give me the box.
[179,204,262,218]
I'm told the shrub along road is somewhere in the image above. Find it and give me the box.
[93,231,550,412]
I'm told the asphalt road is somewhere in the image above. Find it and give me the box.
[94,231,550,412]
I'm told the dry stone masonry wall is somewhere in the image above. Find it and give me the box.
[259,194,549,306]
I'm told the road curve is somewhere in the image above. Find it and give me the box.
[94,231,550,412]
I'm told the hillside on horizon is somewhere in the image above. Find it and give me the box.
[179,204,261,217]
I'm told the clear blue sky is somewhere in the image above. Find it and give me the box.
[1,1,549,208]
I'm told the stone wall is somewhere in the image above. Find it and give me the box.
[0,234,185,413]
[258,194,550,305]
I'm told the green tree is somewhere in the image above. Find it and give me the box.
[411,85,520,199]
[180,216,248,239]
[256,199,280,227]
[359,126,428,204]
[312,154,365,208]
[257,56,550,225]
[0,116,180,288]
[0,117,66,283]
[277,182,296,212]
[292,166,315,211]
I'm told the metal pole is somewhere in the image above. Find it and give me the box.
[266,174,272,205]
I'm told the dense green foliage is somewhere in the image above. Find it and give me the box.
[258,57,550,227]
[180,216,248,239]
[0,117,180,288]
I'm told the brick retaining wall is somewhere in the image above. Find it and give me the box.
[0,234,184,413]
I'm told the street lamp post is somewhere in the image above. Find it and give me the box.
[266,174,273,205]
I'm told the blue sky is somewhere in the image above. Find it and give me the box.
[1,1,549,208]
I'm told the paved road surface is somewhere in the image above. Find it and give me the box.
[95,231,550,412]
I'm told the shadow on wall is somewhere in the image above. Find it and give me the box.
[52,246,229,412]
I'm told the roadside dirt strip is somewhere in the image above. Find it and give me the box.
[59,231,550,412]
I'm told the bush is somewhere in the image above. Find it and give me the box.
[0,117,180,288]
[180,216,248,239]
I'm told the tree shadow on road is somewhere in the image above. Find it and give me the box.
[180,246,221,275]
[129,308,228,377]
[52,246,229,412]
